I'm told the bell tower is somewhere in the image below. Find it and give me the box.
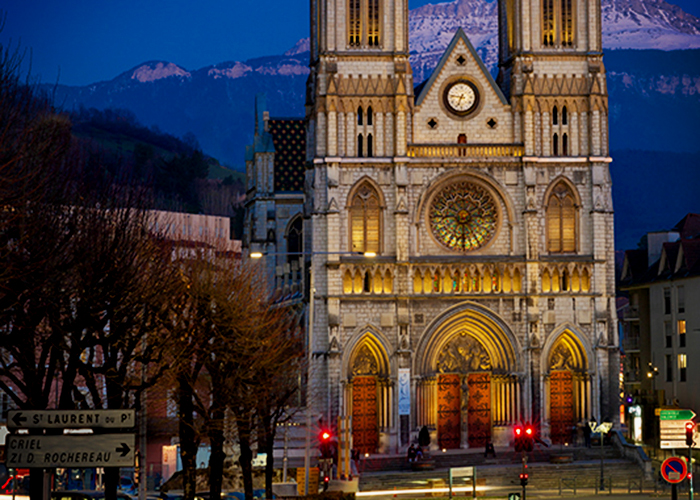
[498,0,608,158]
[307,0,412,159]
[498,0,617,422]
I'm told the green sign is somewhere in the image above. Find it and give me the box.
[509,494,522,500]
[660,409,696,421]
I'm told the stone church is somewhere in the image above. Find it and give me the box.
[245,0,619,453]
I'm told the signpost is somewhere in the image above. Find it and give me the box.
[662,456,689,500]
[590,421,612,491]
[6,434,136,468]
[449,466,476,499]
[8,409,135,430]
[660,410,698,449]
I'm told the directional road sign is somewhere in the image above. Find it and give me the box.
[8,409,135,430]
[661,456,688,484]
[6,434,135,468]
[660,409,696,421]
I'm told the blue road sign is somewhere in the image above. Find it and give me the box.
[661,456,688,484]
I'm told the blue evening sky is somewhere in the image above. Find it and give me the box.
[1,0,699,86]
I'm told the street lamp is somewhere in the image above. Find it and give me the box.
[250,249,375,494]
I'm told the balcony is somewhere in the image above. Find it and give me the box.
[407,144,524,159]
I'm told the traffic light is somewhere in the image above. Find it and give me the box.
[523,425,534,452]
[519,473,529,486]
[319,428,334,458]
[514,425,523,452]
[686,421,696,447]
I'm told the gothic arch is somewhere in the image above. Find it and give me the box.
[342,328,393,454]
[414,171,514,225]
[347,177,385,254]
[542,324,592,442]
[541,323,592,374]
[341,326,392,380]
[543,176,581,253]
[415,301,521,375]
[346,176,387,209]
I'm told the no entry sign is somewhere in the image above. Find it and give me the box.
[661,456,688,484]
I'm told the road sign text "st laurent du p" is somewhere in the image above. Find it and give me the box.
[6,434,135,468]
[8,409,135,430]
[660,409,696,421]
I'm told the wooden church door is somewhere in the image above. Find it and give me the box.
[352,376,379,454]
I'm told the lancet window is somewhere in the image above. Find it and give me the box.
[546,182,577,253]
[350,182,382,254]
[542,0,575,47]
[348,0,381,47]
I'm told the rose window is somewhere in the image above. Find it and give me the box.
[429,181,498,251]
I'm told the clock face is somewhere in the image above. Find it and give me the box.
[444,81,479,116]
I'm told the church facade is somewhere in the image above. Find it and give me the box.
[247,0,618,453]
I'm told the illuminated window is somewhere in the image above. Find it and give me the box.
[348,0,381,47]
[679,320,686,348]
[547,182,576,253]
[349,0,361,46]
[350,183,381,254]
[678,354,687,382]
[543,0,575,47]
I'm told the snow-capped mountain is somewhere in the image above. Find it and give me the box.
[408,0,700,81]
[48,0,700,167]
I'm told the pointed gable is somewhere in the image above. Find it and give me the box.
[411,28,514,147]
[415,28,507,107]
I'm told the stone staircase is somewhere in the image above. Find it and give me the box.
[357,445,647,493]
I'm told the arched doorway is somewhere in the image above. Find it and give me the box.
[416,303,520,449]
[346,335,390,454]
[546,330,590,444]
[436,334,493,448]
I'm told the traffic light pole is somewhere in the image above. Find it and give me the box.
[689,444,694,500]
[521,452,528,500]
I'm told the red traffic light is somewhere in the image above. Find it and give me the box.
[321,430,331,441]
[515,426,522,436]
[525,426,534,437]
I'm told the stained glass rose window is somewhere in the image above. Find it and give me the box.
[429,181,498,251]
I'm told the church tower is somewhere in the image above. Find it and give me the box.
[302,0,617,453]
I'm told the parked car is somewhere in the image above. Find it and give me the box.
[52,490,133,500]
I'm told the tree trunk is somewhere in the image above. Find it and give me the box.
[236,415,254,500]
[104,468,119,500]
[263,423,276,499]
[208,407,226,500]
[179,373,199,500]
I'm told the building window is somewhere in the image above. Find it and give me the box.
[286,216,303,263]
[553,106,558,125]
[367,133,373,157]
[664,288,671,314]
[350,182,381,254]
[553,133,559,156]
[358,106,363,125]
[543,0,575,47]
[348,0,381,47]
[678,286,685,313]
[358,134,364,157]
[562,106,568,125]
[665,354,673,382]
[562,133,569,156]
[678,354,687,382]
[679,320,686,348]
[546,182,576,253]
[665,321,672,348]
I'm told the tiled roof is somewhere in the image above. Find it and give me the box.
[621,213,700,287]
[269,119,306,192]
